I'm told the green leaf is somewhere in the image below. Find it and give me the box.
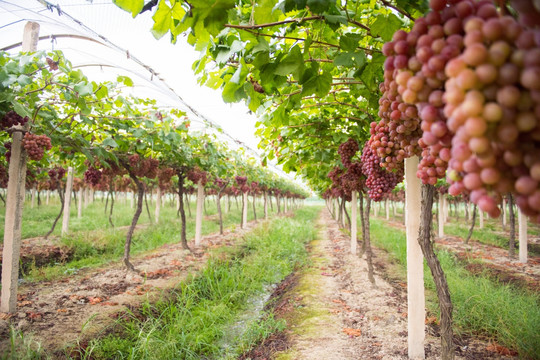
[274,45,304,78]
[371,13,403,42]
[74,82,93,96]
[16,75,31,86]
[222,80,242,102]
[11,102,31,118]
[306,0,332,14]
[117,75,134,87]
[301,70,332,98]
[334,53,354,67]
[112,0,144,18]
[102,137,119,148]
[151,1,173,39]
[339,33,362,52]
[95,85,109,100]
[254,0,280,24]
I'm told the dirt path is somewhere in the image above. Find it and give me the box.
[273,210,517,360]
[0,218,263,355]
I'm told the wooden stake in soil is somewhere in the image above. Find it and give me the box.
[77,188,83,218]
[518,208,528,264]
[241,191,248,228]
[438,193,444,238]
[155,186,161,224]
[195,179,204,246]
[61,167,74,236]
[479,208,484,229]
[1,21,38,313]
[404,156,425,359]
[350,191,358,255]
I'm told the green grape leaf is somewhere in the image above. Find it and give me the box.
[112,0,144,18]
[371,13,403,41]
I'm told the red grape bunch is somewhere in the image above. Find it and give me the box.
[0,111,29,130]
[235,176,249,193]
[338,138,359,168]
[22,133,52,161]
[187,167,208,186]
[442,4,540,219]
[157,167,175,189]
[84,167,102,186]
[128,154,159,179]
[361,144,404,201]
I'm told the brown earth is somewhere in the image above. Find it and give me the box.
[251,210,518,360]
[0,219,262,356]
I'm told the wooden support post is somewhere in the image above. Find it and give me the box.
[31,187,35,208]
[334,198,339,220]
[405,156,425,359]
[77,188,83,218]
[242,192,248,227]
[502,197,507,228]
[46,190,50,205]
[518,209,528,264]
[351,191,357,254]
[155,186,161,224]
[195,179,204,246]
[61,167,74,236]
[1,22,39,313]
[438,194,444,238]
[385,198,389,220]
[264,192,268,220]
[479,209,484,229]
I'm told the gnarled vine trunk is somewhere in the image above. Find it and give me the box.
[45,185,65,239]
[122,165,145,272]
[419,184,454,360]
[176,171,190,250]
[465,204,477,245]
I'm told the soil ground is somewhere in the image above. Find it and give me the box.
[0,208,532,359]
[0,219,261,355]
[255,210,519,360]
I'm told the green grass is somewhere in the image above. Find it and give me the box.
[369,219,540,359]
[17,195,286,281]
[69,206,320,360]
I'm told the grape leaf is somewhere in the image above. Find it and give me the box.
[112,0,144,18]
[370,13,403,41]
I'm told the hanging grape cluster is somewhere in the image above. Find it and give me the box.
[47,166,66,191]
[0,111,29,130]
[22,133,52,161]
[361,144,404,201]
[235,175,249,193]
[378,0,540,221]
[338,138,359,167]
[128,154,159,179]
[187,167,208,186]
[157,167,175,190]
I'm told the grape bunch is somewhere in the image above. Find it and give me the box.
[441,5,540,219]
[84,167,102,186]
[157,167,175,189]
[1,111,29,130]
[338,138,359,167]
[22,133,52,161]
[214,177,228,189]
[234,176,249,193]
[361,144,404,201]
[4,142,12,162]
[187,167,208,186]
[0,163,8,187]
[128,154,159,179]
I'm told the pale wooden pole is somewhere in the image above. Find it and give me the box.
[479,209,484,229]
[242,192,248,228]
[77,188,83,218]
[61,167,74,236]
[334,198,339,220]
[385,198,390,220]
[264,191,268,220]
[155,186,161,224]
[405,156,425,359]
[1,21,39,313]
[31,187,36,208]
[46,189,50,205]
[438,194,444,238]
[195,179,204,245]
[518,209,528,263]
[502,197,507,228]
[350,191,357,254]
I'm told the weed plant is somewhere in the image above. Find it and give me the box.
[73,206,320,360]
[369,219,540,359]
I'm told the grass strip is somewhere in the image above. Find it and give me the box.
[22,202,276,281]
[74,206,320,360]
[369,219,540,359]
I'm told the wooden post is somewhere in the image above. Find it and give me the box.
[1,22,39,313]
[46,189,50,205]
[479,209,484,229]
[334,198,339,220]
[385,198,389,220]
[77,188,83,218]
[438,194,444,238]
[155,186,161,224]
[264,191,268,220]
[242,192,248,228]
[351,191,357,254]
[518,209,528,263]
[195,179,204,246]
[31,187,35,208]
[502,197,507,228]
[61,167,74,236]
[405,156,425,359]
[443,196,448,223]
